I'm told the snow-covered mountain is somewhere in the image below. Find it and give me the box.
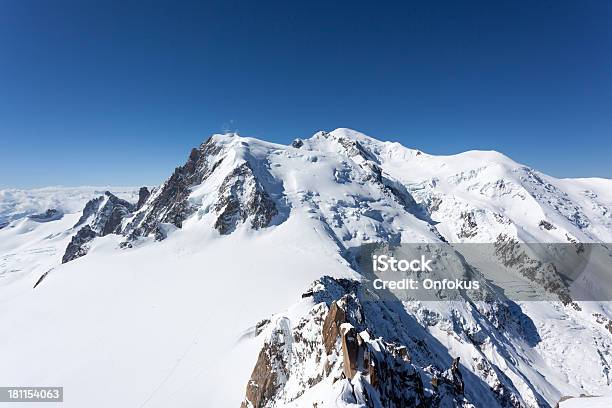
[1,128,611,408]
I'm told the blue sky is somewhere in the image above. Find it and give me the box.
[1,0,611,188]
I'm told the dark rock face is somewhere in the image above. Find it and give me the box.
[592,313,612,335]
[366,339,427,407]
[28,209,63,222]
[291,138,304,148]
[92,192,135,236]
[136,187,151,210]
[63,136,280,262]
[538,220,556,230]
[213,162,277,235]
[241,318,292,408]
[458,211,478,238]
[444,357,465,395]
[340,323,360,379]
[429,358,467,407]
[33,268,52,288]
[125,137,223,240]
[241,343,278,408]
[74,196,104,228]
[322,302,346,354]
[62,225,97,263]
[326,297,428,407]
[63,192,135,263]
[380,176,421,214]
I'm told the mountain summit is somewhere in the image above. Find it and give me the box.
[0,129,611,407]
[62,128,612,260]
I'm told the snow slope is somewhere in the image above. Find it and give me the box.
[559,396,612,407]
[0,129,611,408]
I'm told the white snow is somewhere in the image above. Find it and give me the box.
[0,129,611,407]
[559,395,612,408]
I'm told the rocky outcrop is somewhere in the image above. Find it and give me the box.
[538,220,555,231]
[136,187,151,210]
[324,302,430,407]
[241,318,293,408]
[322,301,346,355]
[213,162,277,234]
[28,208,63,222]
[241,277,477,408]
[91,192,135,236]
[124,137,280,239]
[62,225,97,263]
[33,268,52,288]
[365,337,429,407]
[124,137,223,240]
[332,133,378,164]
[428,358,469,407]
[458,211,478,238]
[73,196,104,228]
[340,323,360,379]
[63,192,135,263]
[592,313,612,335]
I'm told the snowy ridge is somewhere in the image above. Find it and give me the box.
[0,129,611,407]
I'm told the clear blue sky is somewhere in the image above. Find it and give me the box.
[1,0,611,188]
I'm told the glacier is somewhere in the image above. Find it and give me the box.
[0,128,611,408]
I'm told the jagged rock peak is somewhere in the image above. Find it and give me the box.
[242,276,476,408]
[213,161,278,234]
[91,191,135,236]
[123,136,226,240]
[73,195,104,228]
[63,191,137,263]
[136,186,151,210]
[62,225,97,263]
